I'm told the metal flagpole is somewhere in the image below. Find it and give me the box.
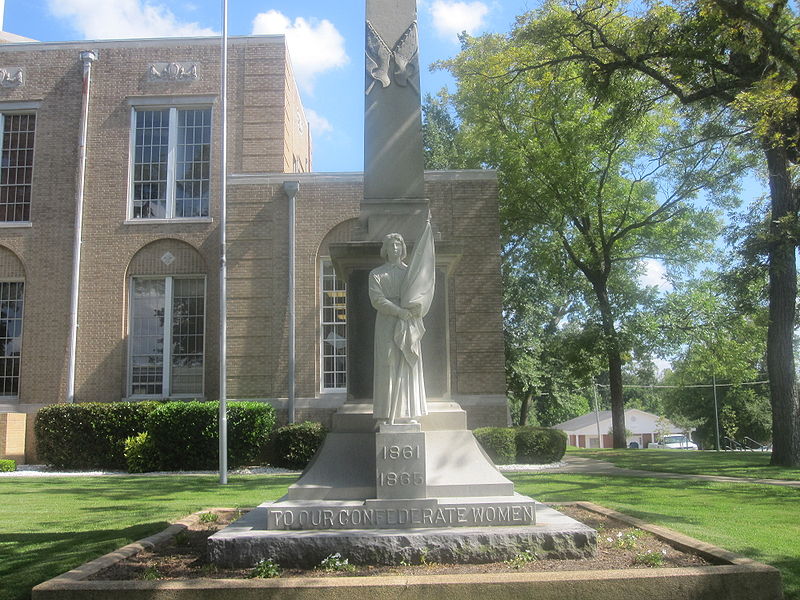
[218,0,229,485]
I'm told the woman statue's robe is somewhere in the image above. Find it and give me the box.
[369,222,435,422]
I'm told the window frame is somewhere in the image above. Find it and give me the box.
[0,108,37,225]
[127,98,214,222]
[319,258,347,393]
[127,274,207,399]
[0,279,24,400]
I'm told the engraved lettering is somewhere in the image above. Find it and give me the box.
[323,510,334,528]
[434,508,447,525]
[472,507,485,521]
[423,508,433,525]
[486,507,496,521]
[498,506,510,521]
[338,511,348,526]
[299,510,309,527]
[457,507,467,523]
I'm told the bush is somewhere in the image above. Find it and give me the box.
[515,426,567,464]
[146,401,275,471]
[34,402,160,469]
[269,421,327,470]
[0,459,15,472]
[124,432,159,473]
[473,427,516,464]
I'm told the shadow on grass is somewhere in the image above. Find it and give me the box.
[0,522,167,600]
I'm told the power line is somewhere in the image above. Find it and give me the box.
[594,380,769,390]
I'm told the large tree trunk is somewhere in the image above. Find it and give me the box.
[595,286,627,448]
[519,391,532,426]
[764,145,800,467]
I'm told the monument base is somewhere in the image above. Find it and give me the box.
[208,502,595,568]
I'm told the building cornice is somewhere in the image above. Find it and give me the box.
[228,169,497,186]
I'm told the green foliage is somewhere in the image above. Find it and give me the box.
[515,426,567,464]
[268,421,327,470]
[249,558,282,579]
[146,401,275,471]
[611,529,641,550]
[437,9,741,446]
[34,402,160,470]
[0,459,15,472]
[475,426,567,464]
[634,549,665,567]
[139,566,161,580]
[473,427,516,464]
[34,400,275,472]
[199,512,218,523]
[123,432,158,473]
[505,550,538,569]
[422,89,480,170]
[317,552,356,572]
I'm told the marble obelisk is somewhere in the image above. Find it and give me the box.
[357,0,429,242]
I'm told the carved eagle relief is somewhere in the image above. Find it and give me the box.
[365,20,419,95]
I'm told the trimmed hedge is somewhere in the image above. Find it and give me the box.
[145,401,276,471]
[473,427,516,464]
[515,426,567,464]
[35,400,276,472]
[34,402,160,469]
[473,426,567,465]
[269,421,327,470]
[123,432,158,474]
[0,458,15,472]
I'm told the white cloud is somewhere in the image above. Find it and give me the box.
[251,10,348,94]
[306,108,333,136]
[428,0,489,42]
[639,259,673,292]
[47,0,217,39]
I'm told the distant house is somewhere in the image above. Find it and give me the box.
[553,409,685,449]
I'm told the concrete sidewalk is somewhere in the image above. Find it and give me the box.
[547,455,800,488]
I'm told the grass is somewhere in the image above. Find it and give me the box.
[508,472,800,600]
[1,468,798,600]
[0,475,295,600]
[569,448,800,480]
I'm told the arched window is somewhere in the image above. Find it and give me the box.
[127,240,206,397]
[320,258,346,392]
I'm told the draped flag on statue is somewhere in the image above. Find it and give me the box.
[395,219,435,367]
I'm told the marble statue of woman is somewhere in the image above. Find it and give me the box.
[369,222,435,424]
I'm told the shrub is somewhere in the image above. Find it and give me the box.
[124,432,159,473]
[34,402,160,470]
[146,401,275,471]
[0,459,15,472]
[514,426,567,464]
[473,427,517,464]
[269,421,327,470]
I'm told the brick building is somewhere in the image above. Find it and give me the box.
[0,35,509,463]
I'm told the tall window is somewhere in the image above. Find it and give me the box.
[0,114,35,222]
[129,276,205,397]
[0,281,24,397]
[131,107,211,219]
[320,259,346,391]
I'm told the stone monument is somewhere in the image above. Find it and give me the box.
[208,0,595,568]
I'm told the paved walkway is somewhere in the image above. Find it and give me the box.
[547,455,800,488]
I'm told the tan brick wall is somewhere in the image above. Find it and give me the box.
[0,36,505,463]
[225,172,508,428]
[0,413,26,462]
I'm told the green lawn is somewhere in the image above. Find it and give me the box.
[569,448,800,480]
[1,472,798,600]
[509,472,800,599]
[0,475,295,600]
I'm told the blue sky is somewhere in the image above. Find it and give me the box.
[3,0,539,172]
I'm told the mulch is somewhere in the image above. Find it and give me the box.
[91,505,712,581]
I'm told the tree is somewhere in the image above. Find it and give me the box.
[660,274,771,447]
[439,21,737,447]
[522,0,799,465]
[421,90,480,170]
[503,230,596,425]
